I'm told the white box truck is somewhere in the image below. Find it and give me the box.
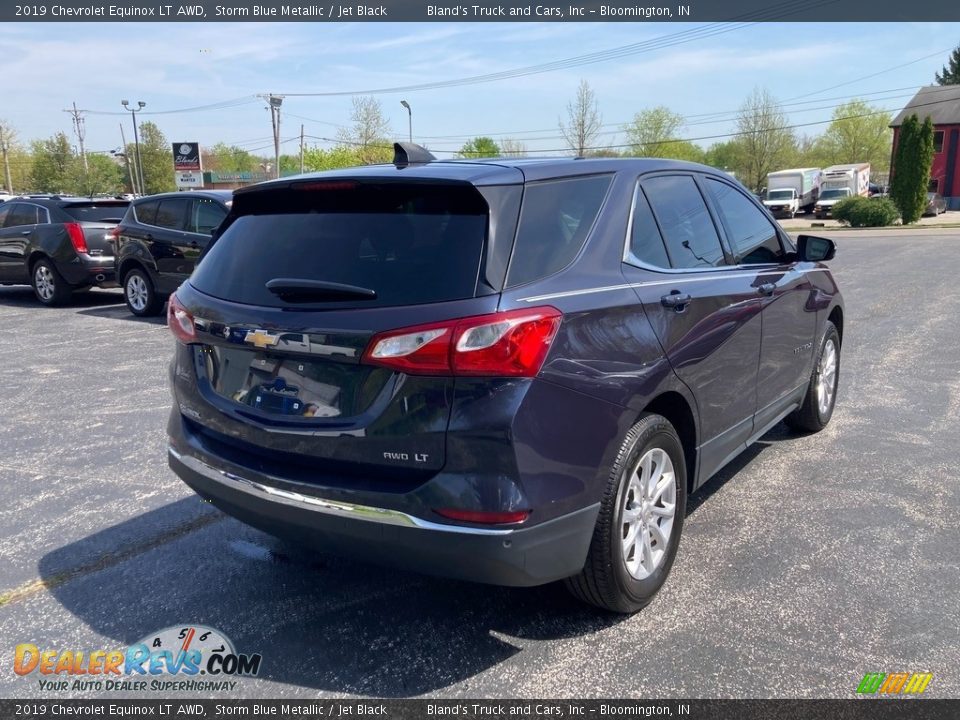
[763,168,823,218]
[815,163,871,218]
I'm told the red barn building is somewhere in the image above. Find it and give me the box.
[890,85,960,210]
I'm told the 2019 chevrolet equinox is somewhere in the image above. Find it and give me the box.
[166,144,843,613]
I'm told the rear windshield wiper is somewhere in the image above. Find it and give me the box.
[265,278,377,302]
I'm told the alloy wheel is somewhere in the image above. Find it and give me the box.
[817,339,838,416]
[126,274,149,312]
[621,448,677,580]
[34,265,55,301]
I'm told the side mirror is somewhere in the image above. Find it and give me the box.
[797,234,836,262]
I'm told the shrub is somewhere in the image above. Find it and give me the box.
[831,196,900,227]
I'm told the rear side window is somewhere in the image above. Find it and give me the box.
[704,179,784,265]
[627,186,670,268]
[643,175,726,269]
[0,205,9,226]
[190,182,489,309]
[134,200,159,225]
[506,175,612,287]
[6,203,40,227]
[188,199,227,235]
[155,199,189,230]
[60,202,127,223]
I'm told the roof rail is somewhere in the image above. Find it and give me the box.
[393,142,436,168]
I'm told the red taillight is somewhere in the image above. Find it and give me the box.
[434,508,531,525]
[64,223,88,253]
[109,226,122,239]
[362,307,562,378]
[167,294,197,344]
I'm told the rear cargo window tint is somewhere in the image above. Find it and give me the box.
[61,203,128,223]
[134,200,159,225]
[506,175,612,287]
[627,186,670,269]
[642,175,726,269]
[155,199,189,230]
[190,182,488,309]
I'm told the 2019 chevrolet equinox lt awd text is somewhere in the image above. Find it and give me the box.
[166,144,843,613]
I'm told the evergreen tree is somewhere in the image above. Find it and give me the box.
[891,115,935,224]
[935,44,960,85]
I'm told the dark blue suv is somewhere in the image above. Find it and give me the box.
[166,145,843,613]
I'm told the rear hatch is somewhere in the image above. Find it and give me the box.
[174,177,521,484]
[60,200,129,257]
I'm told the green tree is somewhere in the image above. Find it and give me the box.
[559,79,602,156]
[814,100,892,172]
[31,132,75,193]
[302,145,364,171]
[66,154,123,197]
[890,114,935,224]
[623,106,684,157]
[458,137,500,158]
[206,143,257,173]
[703,140,745,173]
[732,87,797,193]
[130,121,175,195]
[935,44,960,85]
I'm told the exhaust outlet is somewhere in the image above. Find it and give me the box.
[95,274,106,282]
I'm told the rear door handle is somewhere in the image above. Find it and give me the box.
[20,230,31,236]
[661,291,692,309]
[758,283,776,296]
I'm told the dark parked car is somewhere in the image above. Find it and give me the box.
[114,190,232,316]
[0,196,129,304]
[166,146,844,613]
[924,192,947,216]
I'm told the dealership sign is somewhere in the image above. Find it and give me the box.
[173,142,203,189]
[173,142,201,170]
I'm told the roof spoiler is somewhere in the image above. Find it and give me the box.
[393,142,436,168]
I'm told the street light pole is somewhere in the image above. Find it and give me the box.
[122,100,146,195]
[400,100,412,143]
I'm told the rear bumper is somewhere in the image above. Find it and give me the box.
[58,254,117,288]
[168,446,599,587]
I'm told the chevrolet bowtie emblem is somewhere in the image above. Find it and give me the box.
[244,330,280,349]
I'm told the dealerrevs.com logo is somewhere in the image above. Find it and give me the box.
[14,625,262,693]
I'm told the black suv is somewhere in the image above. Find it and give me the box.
[0,196,129,304]
[114,190,232,316]
[167,146,843,613]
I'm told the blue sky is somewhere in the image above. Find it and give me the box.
[0,22,957,156]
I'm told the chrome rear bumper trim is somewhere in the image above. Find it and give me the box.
[169,446,515,536]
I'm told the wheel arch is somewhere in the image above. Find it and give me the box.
[117,256,150,285]
[828,304,843,347]
[27,250,49,273]
[640,391,698,494]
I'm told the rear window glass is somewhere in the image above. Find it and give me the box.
[61,202,128,222]
[190,182,489,309]
[134,200,159,225]
[506,175,611,287]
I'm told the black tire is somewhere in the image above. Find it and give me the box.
[565,414,687,613]
[786,321,840,433]
[123,268,164,317]
[31,258,72,306]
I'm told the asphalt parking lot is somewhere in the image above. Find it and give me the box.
[1,229,958,699]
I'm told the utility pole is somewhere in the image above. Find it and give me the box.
[300,123,305,174]
[400,100,412,143]
[122,100,146,194]
[0,125,13,193]
[65,102,88,173]
[261,94,284,180]
[119,122,138,195]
